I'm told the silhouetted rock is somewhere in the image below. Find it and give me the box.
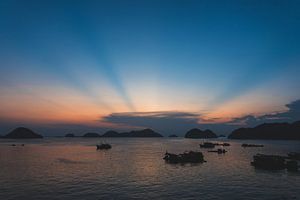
[82,132,101,137]
[4,127,43,139]
[65,133,75,137]
[122,129,163,137]
[228,121,300,140]
[102,129,163,137]
[168,134,178,137]
[102,130,119,137]
[185,128,217,139]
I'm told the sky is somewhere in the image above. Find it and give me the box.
[0,0,300,136]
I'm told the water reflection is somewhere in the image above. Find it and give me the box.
[0,138,299,200]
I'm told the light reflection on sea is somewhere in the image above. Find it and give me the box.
[0,138,299,200]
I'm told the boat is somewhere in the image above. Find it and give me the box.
[96,143,112,150]
[286,160,298,172]
[208,148,227,154]
[287,152,300,161]
[251,153,299,171]
[199,142,215,148]
[163,151,205,164]
[242,143,264,147]
[251,154,286,170]
[213,143,230,147]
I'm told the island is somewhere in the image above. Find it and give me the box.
[65,133,75,137]
[102,130,119,137]
[4,127,43,139]
[102,129,163,137]
[228,121,300,140]
[82,132,101,137]
[185,128,217,139]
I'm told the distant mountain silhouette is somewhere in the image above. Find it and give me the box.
[102,129,163,137]
[82,132,101,137]
[228,121,300,140]
[185,128,217,138]
[4,127,43,139]
[102,130,119,137]
[65,133,75,137]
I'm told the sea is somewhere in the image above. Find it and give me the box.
[0,137,299,200]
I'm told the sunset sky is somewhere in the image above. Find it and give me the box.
[1,0,300,135]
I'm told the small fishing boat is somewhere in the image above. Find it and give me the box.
[96,143,112,150]
[223,143,230,146]
[213,143,230,147]
[163,151,205,164]
[199,142,215,148]
[208,148,227,154]
[242,143,264,147]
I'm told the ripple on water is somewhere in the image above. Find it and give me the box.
[0,138,299,200]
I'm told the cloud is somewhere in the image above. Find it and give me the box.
[227,99,300,126]
[102,99,300,136]
[102,111,201,135]
[2,100,300,137]
[0,111,202,136]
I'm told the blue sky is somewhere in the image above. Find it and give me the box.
[0,0,300,135]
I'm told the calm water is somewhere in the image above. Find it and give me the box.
[0,138,299,200]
